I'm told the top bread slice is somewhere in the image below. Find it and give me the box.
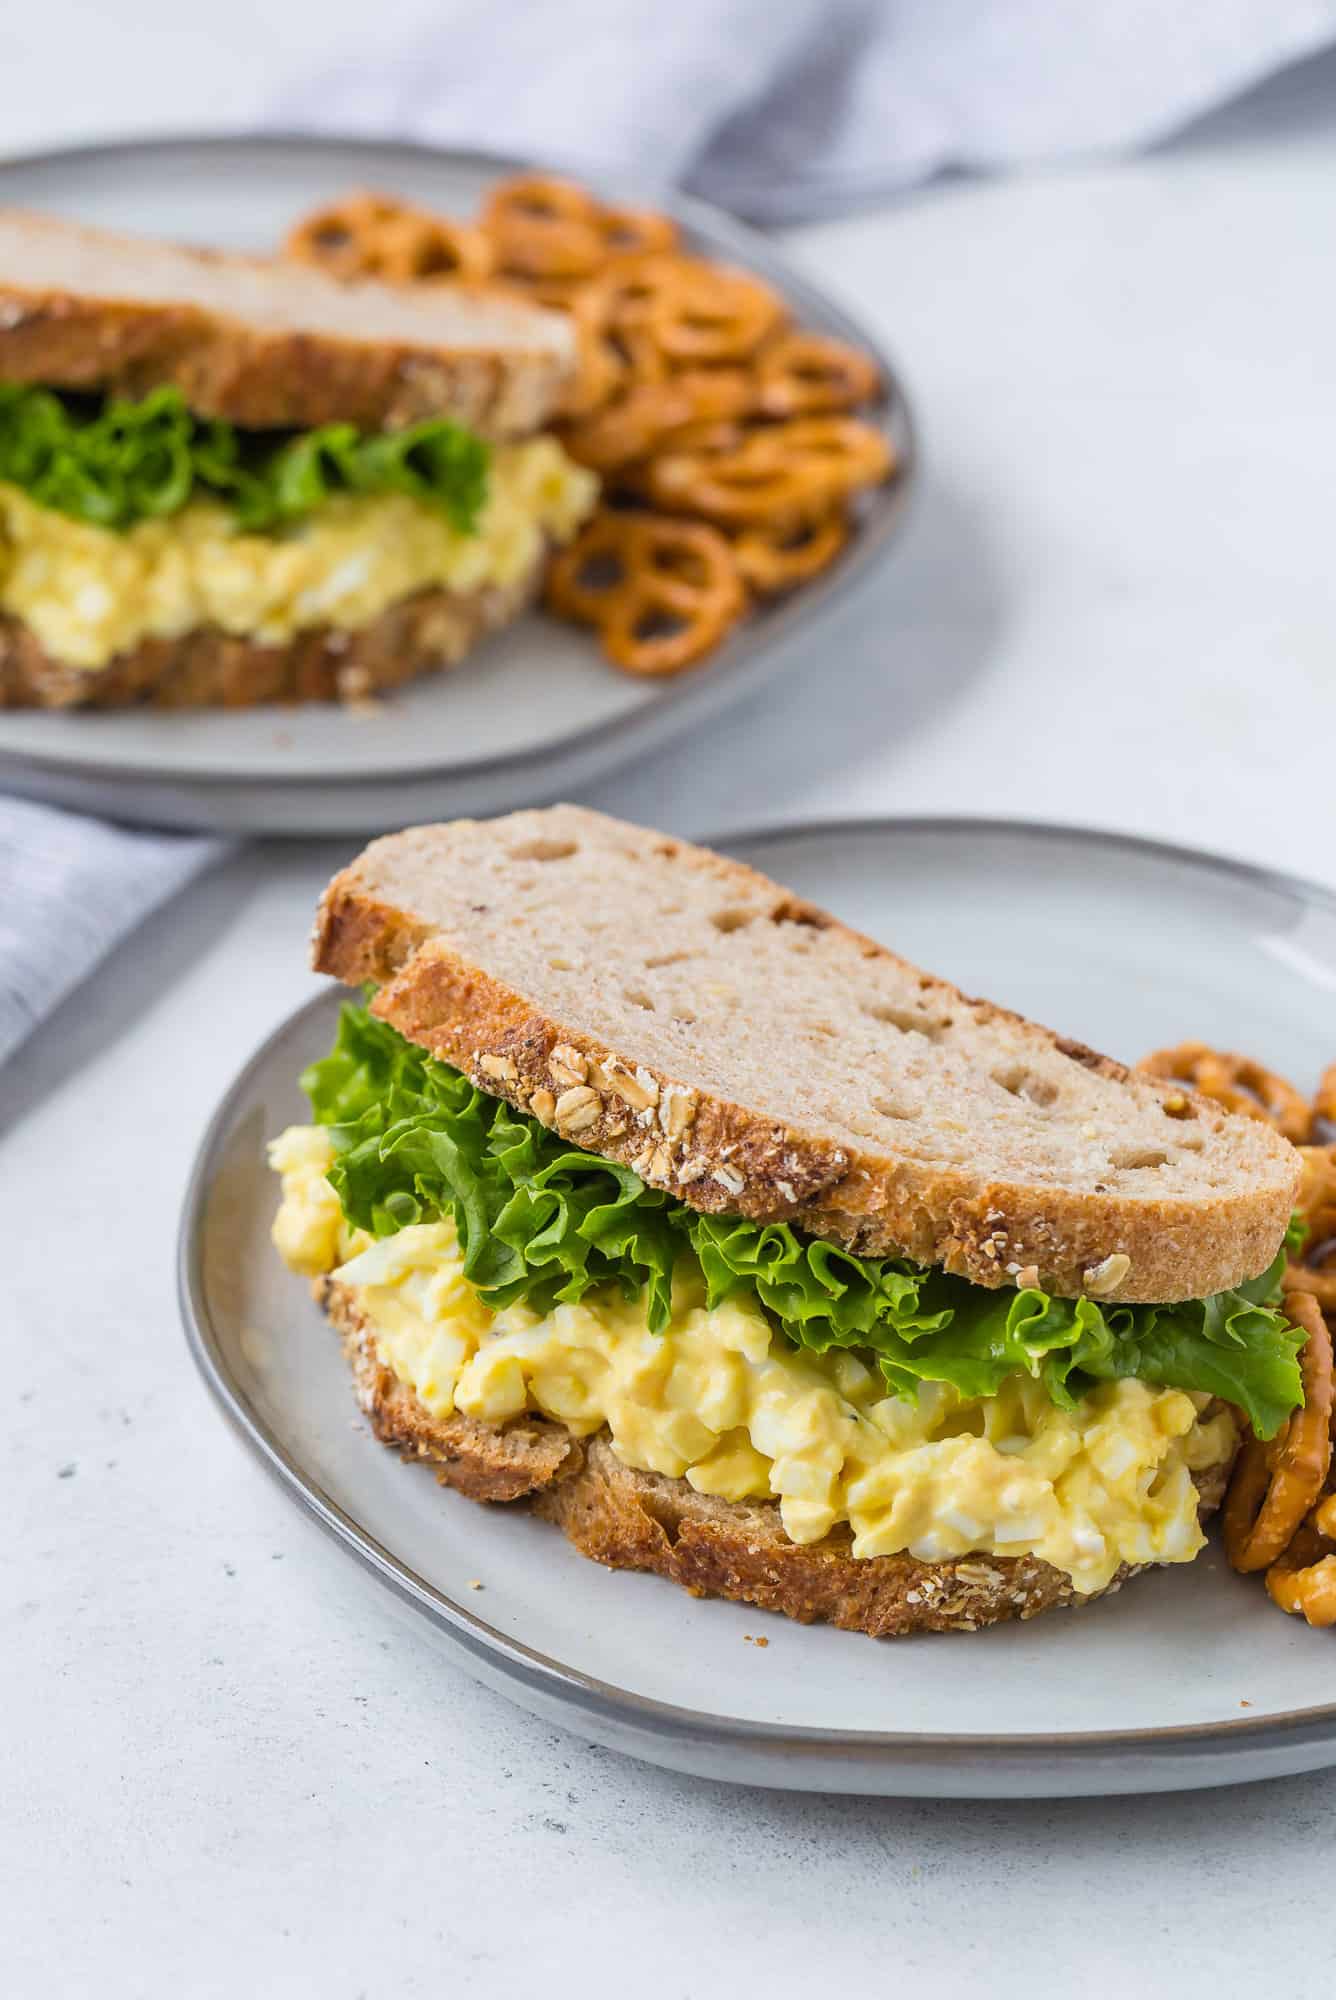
[311,806,1301,1304]
[0,210,574,436]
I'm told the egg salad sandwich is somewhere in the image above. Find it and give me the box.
[0,211,595,708]
[269,807,1307,1637]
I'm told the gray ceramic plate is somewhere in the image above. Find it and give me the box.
[180,819,1336,1796]
[0,134,913,835]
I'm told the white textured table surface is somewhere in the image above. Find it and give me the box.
[8,78,1336,2000]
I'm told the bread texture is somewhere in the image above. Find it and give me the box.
[323,1276,1236,1638]
[0,563,540,710]
[0,210,574,435]
[312,806,1301,1304]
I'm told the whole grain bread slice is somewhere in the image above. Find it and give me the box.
[0,210,573,435]
[312,806,1301,1304]
[323,1276,1236,1638]
[0,561,540,710]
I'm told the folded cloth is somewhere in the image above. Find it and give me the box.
[0,796,226,1069]
[276,0,1336,222]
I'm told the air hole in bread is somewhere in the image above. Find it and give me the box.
[872,1095,919,1122]
[711,907,755,933]
[644,949,696,969]
[548,955,577,971]
[768,899,829,928]
[1161,1096,1197,1121]
[808,1021,837,1039]
[864,1002,945,1039]
[1110,1147,1169,1171]
[672,1007,697,1025]
[624,988,656,1012]
[510,838,578,862]
[992,1065,1059,1108]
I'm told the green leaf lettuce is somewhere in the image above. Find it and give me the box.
[0,382,489,534]
[302,1002,1306,1440]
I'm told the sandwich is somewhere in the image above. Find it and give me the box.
[269,807,1307,1637]
[0,212,596,708]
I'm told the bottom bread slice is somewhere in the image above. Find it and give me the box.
[0,561,540,710]
[320,1277,1237,1639]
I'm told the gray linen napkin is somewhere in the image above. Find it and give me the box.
[279,0,1336,222]
[0,797,224,1069]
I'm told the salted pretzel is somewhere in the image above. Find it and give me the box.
[732,510,850,593]
[285,192,495,284]
[600,252,786,365]
[755,330,882,416]
[560,369,755,474]
[480,175,609,279]
[645,416,893,527]
[1313,1061,1336,1140]
[480,175,680,283]
[1284,1144,1336,1311]
[1138,1042,1312,1143]
[1266,1515,1336,1627]
[546,510,746,676]
[1222,1291,1334,1573]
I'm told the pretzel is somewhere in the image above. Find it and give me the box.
[546,510,746,676]
[645,416,893,526]
[560,369,755,473]
[1265,1506,1336,1627]
[480,175,610,279]
[600,253,786,365]
[1138,1042,1313,1142]
[733,510,850,593]
[1223,1292,1334,1573]
[1285,1144,1336,1310]
[755,330,882,416]
[285,192,494,284]
[1313,1061,1336,1142]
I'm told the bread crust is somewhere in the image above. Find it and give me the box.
[311,810,1301,1303]
[0,217,573,436]
[323,1277,1237,1638]
[0,565,540,710]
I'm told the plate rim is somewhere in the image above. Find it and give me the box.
[178,813,1336,1778]
[0,129,916,793]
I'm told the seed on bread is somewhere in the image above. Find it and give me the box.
[478,1052,518,1084]
[554,1085,601,1135]
[548,1043,588,1087]
[1083,1252,1132,1297]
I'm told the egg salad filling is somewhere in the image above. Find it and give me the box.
[0,381,597,668]
[271,1121,1240,1595]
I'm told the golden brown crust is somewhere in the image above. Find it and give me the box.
[0,218,573,435]
[0,566,541,710]
[310,812,1301,1303]
[322,1277,1237,1637]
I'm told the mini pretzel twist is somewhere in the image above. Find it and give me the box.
[1222,1292,1334,1573]
[1284,1144,1336,1311]
[559,369,755,473]
[546,510,747,676]
[754,330,882,416]
[600,252,787,365]
[1137,1042,1313,1142]
[285,191,494,284]
[732,510,850,593]
[481,176,680,283]
[645,416,893,527]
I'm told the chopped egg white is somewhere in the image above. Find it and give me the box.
[269,1124,1239,1595]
